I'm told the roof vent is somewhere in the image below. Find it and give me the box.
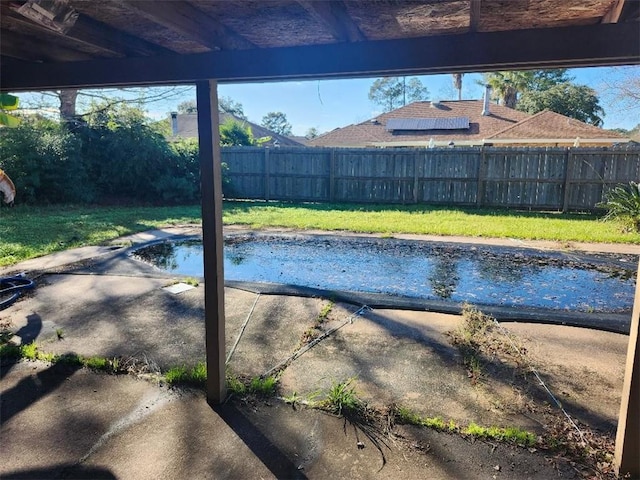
[430,100,441,108]
[170,112,178,136]
[482,85,492,116]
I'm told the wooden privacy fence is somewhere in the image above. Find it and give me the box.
[222,146,640,211]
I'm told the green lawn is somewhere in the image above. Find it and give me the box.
[223,201,639,244]
[0,204,201,267]
[1,201,638,267]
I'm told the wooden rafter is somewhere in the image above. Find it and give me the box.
[2,5,173,57]
[298,1,365,42]
[0,29,93,62]
[469,0,482,32]
[122,1,256,51]
[602,0,626,23]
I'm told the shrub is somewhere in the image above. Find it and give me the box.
[76,119,175,202]
[1,108,233,206]
[598,182,640,231]
[0,118,93,204]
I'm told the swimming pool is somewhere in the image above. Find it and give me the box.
[132,234,636,313]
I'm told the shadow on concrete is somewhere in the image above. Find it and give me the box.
[2,465,116,479]
[1,313,42,380]
[212,402,308,480]
[1,360,81,423]
[14,313,42,345]
[359,308,620,432]
[228,281,632,334]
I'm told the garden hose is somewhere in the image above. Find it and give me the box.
[0,275,35,311]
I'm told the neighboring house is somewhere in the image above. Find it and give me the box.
[286,135,311,146]
[308,98,628,148]
[169,112,305,147]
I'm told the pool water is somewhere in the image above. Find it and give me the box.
[133,235,636,313]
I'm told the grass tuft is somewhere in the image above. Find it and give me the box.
[249,376,278,395]
[321,377,364,416]
[392,405,535,447]
[463,422,536,447]
[165,362,207,386]
[0,340,126,374]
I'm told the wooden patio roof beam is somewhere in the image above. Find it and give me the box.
[298,1,366,42]
[122,1,256,51]
[3,22,638,91]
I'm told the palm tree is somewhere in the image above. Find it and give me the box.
[452,73,463,100]
[484,71,533,108]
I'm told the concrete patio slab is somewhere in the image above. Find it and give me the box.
[0,229,633,479]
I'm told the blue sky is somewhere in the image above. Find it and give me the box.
[209,66,640,135]
[19,65,639,136]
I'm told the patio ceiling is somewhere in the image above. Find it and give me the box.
[1,0,639,90]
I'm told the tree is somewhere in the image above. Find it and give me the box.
[177,100,197,114]
[528,69,572,91]
[18,86,193,124]
[483,71,534,108]
[599,66,640,115]
[59,89,79,122]
[219,96,247,120]
[368,77,429,112]
[518,83,605,126]
[483,69,604,125]
[219,118,261,146]
[261,111,292,136]
[305,127,319,139]
[452,73,463,101]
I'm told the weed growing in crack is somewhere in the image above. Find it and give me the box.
[322,377,364,416]
[391,404,535,446]
[165,362,207,387]
[20,341,39,360]
[226,370,246,395]
[297,300,334,347]
[1,341,127,375]
[447,303,529,384]
[0,342,20,358]
[282,391,299,406]
[57,353,84,367]
[225,369,279,397]
[391,405,452,432]
[249,376,278,396]
[463,422,536,447]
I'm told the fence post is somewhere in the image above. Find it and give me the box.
[329,148,336,202]
[562,148,572,213]
[264,147,270,201]
[476,147,487,207]
[413,154,420,203]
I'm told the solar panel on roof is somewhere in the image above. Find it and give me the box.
[386,117,470,131]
